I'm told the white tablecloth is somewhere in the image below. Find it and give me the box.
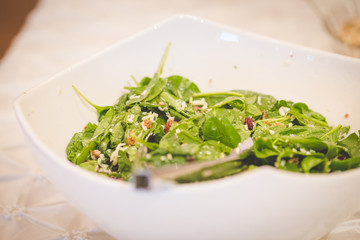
[1,0,360,239]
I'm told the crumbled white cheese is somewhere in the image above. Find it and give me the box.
[181,101,187,110]
[141,121,148,131]
[97,154,105,165]
[192,98,208,109]
[176,129,181,134]
[299,148,309,154]
[110,143,127,165]
[140,89,148,96]
[129,94,140,99]
[269,130,275,135]
[202,101,208,110]
[279,107,290,116]
[127,114,135,123]
[160,156,167,161]
[137,131,143,138]
[166,153,173,160]
[288,122,293,128]
[165,112,172,119]
[145,132,153,141]
[142,112,158,122]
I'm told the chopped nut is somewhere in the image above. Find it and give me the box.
[274,122,285,126]
[262,110,267,120]
[127,136,137,145]
[265,120,272,126]
[143,119,152,129]
[288,157,299,164]
[165,119,173,133]
[91,149,101,159]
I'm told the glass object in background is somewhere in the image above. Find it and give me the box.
[325,0,360,57]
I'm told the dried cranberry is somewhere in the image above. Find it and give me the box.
[244,117,254,130]
[186,156,195,162]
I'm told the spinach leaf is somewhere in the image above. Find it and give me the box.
[75,141,97,165]
[66,122,97,162]
[289,103,328,127]
[72,86,112,120]
[210,96,244,110]
[339,131,360,158]
[93,107,115,139]
[301,156,327,173]
[202,115,241,148]
[166,75,200,100]
[330,157,360,171]
[67,44,360,183]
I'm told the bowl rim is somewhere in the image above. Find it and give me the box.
[13,14,360,192]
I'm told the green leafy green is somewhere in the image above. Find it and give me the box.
[66,45,360,183]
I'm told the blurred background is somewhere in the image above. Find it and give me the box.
[0,0,37,59]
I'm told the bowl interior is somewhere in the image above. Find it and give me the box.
[13,15,360,240]
[16,15,360,164]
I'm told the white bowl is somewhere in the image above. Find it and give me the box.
[14,15,360,240]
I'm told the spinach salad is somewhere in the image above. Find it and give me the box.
[66,45,360,183]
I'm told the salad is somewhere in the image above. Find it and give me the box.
[66,44,360,183]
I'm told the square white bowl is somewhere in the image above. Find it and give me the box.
[14,15,360,240]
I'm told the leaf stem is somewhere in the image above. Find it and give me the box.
[257,116,290,123]
[320,124,342,140]
[193,92,244,98]
[72,85,111,115]
[156,43,171,79]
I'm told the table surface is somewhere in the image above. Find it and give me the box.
[1,0,360,239]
